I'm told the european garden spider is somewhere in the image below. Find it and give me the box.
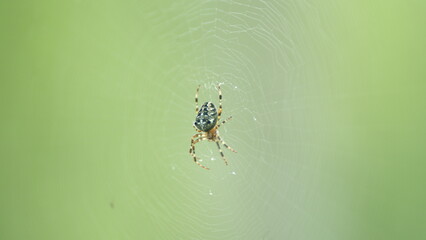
[189,85,237,170]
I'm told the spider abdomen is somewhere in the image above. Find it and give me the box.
[194,102,218,132]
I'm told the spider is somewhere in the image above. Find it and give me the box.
[189,85,237,170]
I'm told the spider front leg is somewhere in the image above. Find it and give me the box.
[189,133,203,155]
[217,135,237,153]
[189,134,210,170]
[215,141,228,165]
[216,117,237,153]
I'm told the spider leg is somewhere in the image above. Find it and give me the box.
[215,141,228,166]
[217,85,222,121]
[189,134,210,170]
[189,133,203,154]
[217,135,237,153]
[195,85,200,113]
[216,116,232,128]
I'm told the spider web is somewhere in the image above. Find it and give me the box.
[2,1,424,239]
[131,1,345,239]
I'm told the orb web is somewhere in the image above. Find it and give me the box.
[134,1,339,239]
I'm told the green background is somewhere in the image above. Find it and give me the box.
[1,1,425,239]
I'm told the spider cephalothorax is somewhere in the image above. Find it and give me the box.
[189,85,237,170]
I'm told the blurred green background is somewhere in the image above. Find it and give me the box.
[1,1,425,239]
